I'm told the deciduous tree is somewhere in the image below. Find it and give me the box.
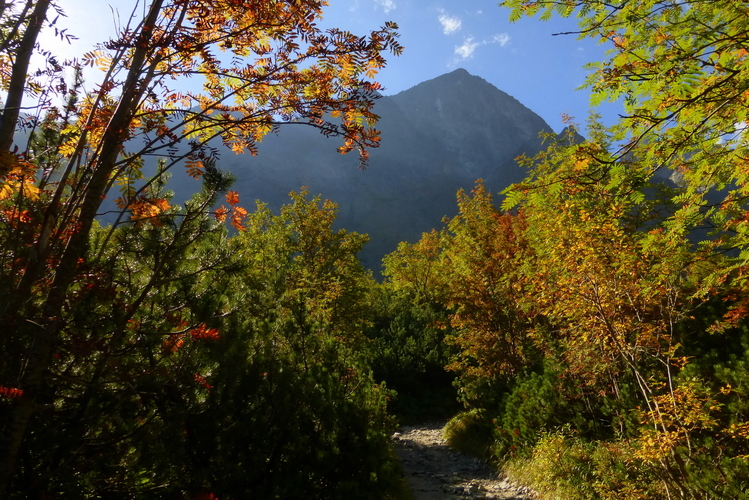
[0,0,400,494]
[501,0,749,329]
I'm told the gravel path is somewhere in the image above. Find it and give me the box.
[392,423,535,500]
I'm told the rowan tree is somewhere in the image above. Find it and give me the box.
[501,0,749,331]
[502,127,746,497]
[0,0,401,495]
[441,183,531,380]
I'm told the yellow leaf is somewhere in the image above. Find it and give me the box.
[0,179,39,201]
[0,181,14,200]
[20,180,40,201]
[574,158,590,171]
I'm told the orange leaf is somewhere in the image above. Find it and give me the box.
[0,386,24,399]
[230,205,248,231]
[214,205,229,223]
[190,323,221,340]
[226,190,239,206]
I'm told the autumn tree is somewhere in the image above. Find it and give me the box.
[501,0,749,330]
[503,128,720,496]
[439,183,531,385]
[0,0,401,495]
[493,4,749,495]
[384,182,534,413]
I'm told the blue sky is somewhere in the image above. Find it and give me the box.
[321,0,621,132]
[37,0,621,133]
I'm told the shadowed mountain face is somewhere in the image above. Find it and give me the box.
[178,68,559,273]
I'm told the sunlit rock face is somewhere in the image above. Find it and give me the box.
[173,69,561,274]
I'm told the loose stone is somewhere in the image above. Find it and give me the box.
[392,422,535,500]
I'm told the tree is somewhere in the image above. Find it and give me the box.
[492,5,749,492]
[384,182,533,409]
[17,176,239,496]
[0,0,401,494]
[374,255,458,422]
[439,182,531,384]
[0,0,60,152]
[504,130,714,495]
[204,190,397,499]
[496,111,749,500]
[501,0,749,328]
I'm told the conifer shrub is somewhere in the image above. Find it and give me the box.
[491,367,566,460]
[443,409,494,459]
[365,286,459,423]
[491,361,620,463]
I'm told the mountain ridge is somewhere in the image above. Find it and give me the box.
[211,68,561,273]
[86,69,564,274]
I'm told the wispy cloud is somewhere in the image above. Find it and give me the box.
[491,33,510,47]
[455,37,479,59]
[453,33,511,61]
[437,9,461,35]
[374,0,396,13]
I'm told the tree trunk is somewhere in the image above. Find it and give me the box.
[0,1,165,496]
[0,0,50,153]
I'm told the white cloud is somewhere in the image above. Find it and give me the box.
[492,33,510,47]
[716,122,747,144]
[454,33,511,60]
[438,9,461,35]
[375,0,396,13]
[455,37,479,59]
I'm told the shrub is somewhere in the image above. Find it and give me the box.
[504,432,664,500]
[443,409,494,459]
[365,285,459,423]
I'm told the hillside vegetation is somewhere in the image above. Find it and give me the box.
[0,1,406,498]
[389,1,749,498]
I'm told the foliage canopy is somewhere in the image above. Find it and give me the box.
[383,1,749,497]
[0,0,403,497]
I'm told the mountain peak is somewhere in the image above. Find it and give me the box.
[389,69,552,142]
[214,70,559,274]
[557,125,586,145]
[391,68,484,97]
[433,67,485,85]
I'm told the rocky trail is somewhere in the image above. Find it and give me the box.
[392,423,535,500]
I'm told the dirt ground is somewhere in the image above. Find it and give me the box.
[392,422,536,500]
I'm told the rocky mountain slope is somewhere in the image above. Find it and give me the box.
[175,69,564,272]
